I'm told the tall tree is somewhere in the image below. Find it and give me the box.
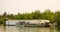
[3,12,7,17]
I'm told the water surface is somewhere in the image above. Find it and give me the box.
[0,26,4,32]
[6,26,60,32]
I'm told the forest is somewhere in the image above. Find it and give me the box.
[0,9,60,26]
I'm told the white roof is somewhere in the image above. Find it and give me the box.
[6,20,50,25]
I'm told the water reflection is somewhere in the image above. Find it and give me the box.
[6,26,57,32]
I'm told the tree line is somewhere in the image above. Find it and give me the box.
[0,9,60,26]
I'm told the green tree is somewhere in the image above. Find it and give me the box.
[31,10,41,19]
[41,9,54,22]
[55,11,60,26]
[3,12,7,17]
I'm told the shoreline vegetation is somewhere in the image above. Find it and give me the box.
[0,9,60,26]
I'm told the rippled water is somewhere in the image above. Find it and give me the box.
[5,26,60,32]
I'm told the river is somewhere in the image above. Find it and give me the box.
[5,26,60,32]
[0,26,4,32]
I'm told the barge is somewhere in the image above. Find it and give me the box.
[6,20,51,27]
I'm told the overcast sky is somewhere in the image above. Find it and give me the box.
[0,0,60,15]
